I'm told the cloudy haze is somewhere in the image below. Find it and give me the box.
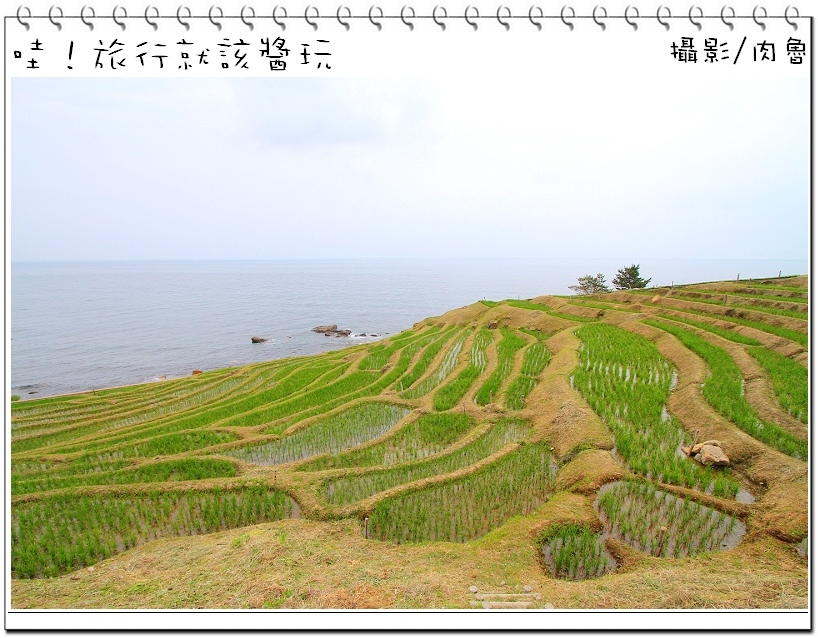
[12,75,808,261]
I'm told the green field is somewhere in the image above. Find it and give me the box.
[10,275,808,610]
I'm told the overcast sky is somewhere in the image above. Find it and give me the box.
[11,75,808,261]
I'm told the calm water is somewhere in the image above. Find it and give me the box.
[10,258,806,398]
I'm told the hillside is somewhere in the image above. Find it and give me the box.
[10,275,808,610]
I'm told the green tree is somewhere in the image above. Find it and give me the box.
[612,264,651,290]
[568,273,610,295]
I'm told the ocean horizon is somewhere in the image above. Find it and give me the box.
[10,257,807,399]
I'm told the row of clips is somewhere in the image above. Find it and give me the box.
[16,4,802,32]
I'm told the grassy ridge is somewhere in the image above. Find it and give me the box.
[654,314,761,346]
[298,412,475,472]
[42,361,346,455]
[644,320,807,460]
[12,486,294,578]
[506,342,551,410]
[433,329,493,410]
[401,329,470,399]
[574,323,740,498]
[475,329,527,405]
[748,347,808,424]
[367,441,554,543]
[12,458,236,496]
[506,299,598,323]
[225,403,410,466]
[322,418,530,505]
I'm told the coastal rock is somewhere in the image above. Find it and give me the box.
[251,336,268,343]
[312,325,338,334]
[357,333,367,337]
[314,325,353,338]
[694,444,730,467]
[192,370,203,376]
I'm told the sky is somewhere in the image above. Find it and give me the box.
[11,74,809,261]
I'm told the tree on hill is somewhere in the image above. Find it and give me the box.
[612,264,651,290]
[568,273,610,295]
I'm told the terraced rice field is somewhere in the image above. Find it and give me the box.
[10,275,808,611]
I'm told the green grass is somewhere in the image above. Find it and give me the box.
[479,300,499,307]
[322,418,530,505]
[643,303,808,348]
[505,342,552,410]
[12,486,294,578]
[655,314,761,346]
[395,327,458,392]
[644,320,807,460]
[506,299,598,323]
[43,360,347,455]
[10,370,278,454]
[540,523,615,580]
[12,458,237,496]
[298,412,474,471]
[433,329,493,410]
[574,323,741,498]
[568,299,640,313]
[596,479,744,558]
[401,329,470,399]
[225,402,411,466]
[367,441,554,543]
[91,430,240,461]
[669,291,808,320]
[475,329,527,405]
[682,287,808,302]
[748,347,808,424]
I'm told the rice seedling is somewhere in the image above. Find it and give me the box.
[748,347,807,424]
[98,430,240,460]
[540,524,616,580]
[506,299,599,322]
[395,327,459,392]
[654,314,761,346]
[475,329,527,405]
[505,342,552,410]
[644,320,807,460]
[568,299,640,314]
[367,441,554,544]
[596,479,745,558]
[741,281,807,293]
[10,373,266,454]
[434,329,494,410]
[668,291,808,320]
[45,360,347,455]
[299,412,475,471]
[357,328,433,371]
[224,369,383,430]
[11,485,295,578]
[265,331,444,433]
[226,403,410,466]
[682,287,807,302]
[402,329,470,399]
[12,458,237,496]
[637,302,808,348]
[322,418,530,505]
[574,323,741,498]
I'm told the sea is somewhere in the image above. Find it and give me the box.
[9,258,807,399]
